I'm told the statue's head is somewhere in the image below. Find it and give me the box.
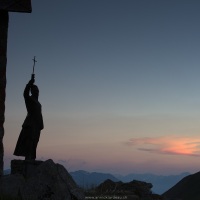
[31,85,39,97]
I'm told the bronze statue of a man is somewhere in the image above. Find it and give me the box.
[14,75,44,160]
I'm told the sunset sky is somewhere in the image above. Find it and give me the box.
[4,0,200,175]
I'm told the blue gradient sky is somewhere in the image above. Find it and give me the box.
[4,0,200,175]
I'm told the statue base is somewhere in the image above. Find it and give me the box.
[11,159,43,177]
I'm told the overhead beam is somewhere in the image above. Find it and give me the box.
[0,0,32,13]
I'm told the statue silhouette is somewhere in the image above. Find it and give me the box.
[14,75,44,160]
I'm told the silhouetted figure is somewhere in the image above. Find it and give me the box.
[14,75,43,160]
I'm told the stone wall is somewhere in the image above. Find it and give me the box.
[0,11,9,176]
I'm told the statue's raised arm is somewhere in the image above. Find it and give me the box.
[14,67,43,160]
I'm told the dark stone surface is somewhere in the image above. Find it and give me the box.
[0,0,32,13]
[0,10,9,176]
[11,159,43,177]
[89,179,164,200]
[162,171,200,200]
[0,159,85,200]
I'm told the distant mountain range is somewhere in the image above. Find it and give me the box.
[70,170,119,189]
[4,168,190,195]
[70,170,190,194]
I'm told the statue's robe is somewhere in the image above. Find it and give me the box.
[14,83,43,160]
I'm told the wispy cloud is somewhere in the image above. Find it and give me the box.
[125,136,200,157]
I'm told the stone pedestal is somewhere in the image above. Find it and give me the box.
[11,159,43,177]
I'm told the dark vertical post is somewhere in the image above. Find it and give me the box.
[0,11,8,176]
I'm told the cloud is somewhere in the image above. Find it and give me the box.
[125,136,200,157]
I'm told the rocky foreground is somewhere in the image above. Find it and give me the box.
[162,171,200,200]
[1,159,199,200]
[0,159,84,200]
[85,179,164,200]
